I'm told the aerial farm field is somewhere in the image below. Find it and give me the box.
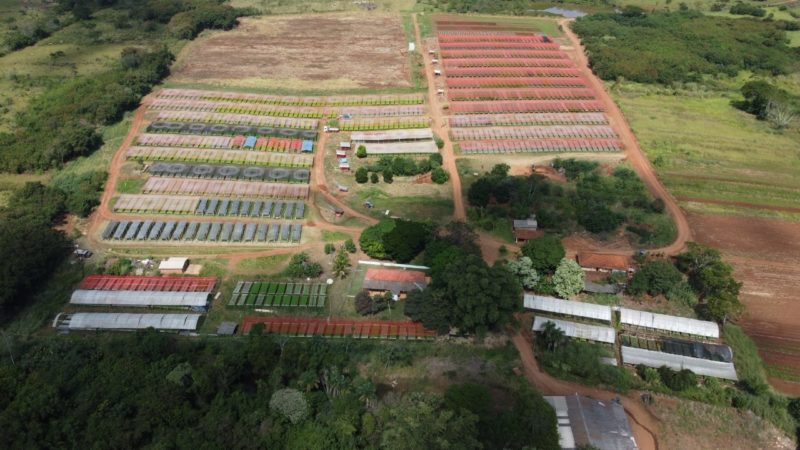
[170,13,413,93]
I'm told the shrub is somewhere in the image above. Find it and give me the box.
[324,243,336,254]
[431,167,449,184]
[370,172,379,183]
[658,366,697,391]
[269,388,309,424]
[356,145,367,158]
[729,2,766,16]
[283,253,323,278]
[355,167,368,184]
[382,168,393,183]
[344,239,356,253]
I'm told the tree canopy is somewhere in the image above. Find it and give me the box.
[572,11,799,84]
[552,258,585,299]
[359,219,432,263]
[521,235,565,274]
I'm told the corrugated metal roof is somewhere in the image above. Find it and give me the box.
[619,308,719,339]
[524,294,612,323]
[70,290,209,307]
[621,346,737,380]
[351,128,433,142]
[533,316,616,344]
[545,395,637,450]
[66,313,201,331]
[364,141,439,155]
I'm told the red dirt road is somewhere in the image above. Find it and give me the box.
[413,14,465,221]
[559,19,692,257]
[511,327,659,450]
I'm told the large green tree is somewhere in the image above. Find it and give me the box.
[552,258,585,299]
[627,259,684,296]
[521,234,565,274]
[380,393,481,450]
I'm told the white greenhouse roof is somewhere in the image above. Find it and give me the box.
[364,141,438,155]
[351,128,433,142]
[621,346,737,380]
[524,294,612,323]
[66,313,201,331]
[533,316,616,344]
[70,290,209,308]
[619,308,719,339]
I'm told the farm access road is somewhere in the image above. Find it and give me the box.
[558,18,692,257]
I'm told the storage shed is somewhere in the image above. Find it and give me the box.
[159,257,189,274]
[577,252,634,274]
[56,312,202,332]
[533,316,616,344]
[544,395,638,450]
[523,294,613,323]
[301,140,314,153]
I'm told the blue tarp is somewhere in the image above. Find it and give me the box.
[301,140,314,152]
[243,136,257,148]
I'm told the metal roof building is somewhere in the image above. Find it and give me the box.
[70,290,209,308]
[533,316,616,344]
[351,128,434,142]
[364,141,439,155]
[545,395,638,450]
[524,294,612,323]
[59,313,202,331]
[621,346,738,380]
[619,308,719,339]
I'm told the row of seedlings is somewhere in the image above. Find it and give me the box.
[145,122,318,140]
[195,199,305,219]
[102,220,302,243]
[127,146,314,167]
[228,281,327,307]
[156,111,319,129]
[459,138,622,154]
[147,162,310,183]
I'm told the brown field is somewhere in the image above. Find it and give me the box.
[170,13,411,92]
[687,212,800,394]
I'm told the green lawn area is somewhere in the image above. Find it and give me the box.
[345,186,454,223]
[236,254,290,272]
[613,82,800,217]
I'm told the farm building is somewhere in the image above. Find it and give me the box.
[533,316,616,344]
[54,312,202,332]
[217,321,238,336]
[523,294,612,323]
[339,158,350,171]
[545,395,638,450]
[350,129,438,155]
[619,307,720,339]
[301,140,314,153]
[583,281,621,295]
[69,290,209,309]
[577,252,634,274]
[621,346,737,380]
[340,141,351,151]
[363,268,428,299]
[159,257,189,274]
[512,216,541,243]
[336,149,347,158]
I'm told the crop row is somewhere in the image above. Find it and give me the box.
[448,88,596,101]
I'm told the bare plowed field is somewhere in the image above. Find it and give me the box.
[687,212,800,394]
[171,14,410,92]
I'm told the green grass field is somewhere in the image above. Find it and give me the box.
[613,82,800,217]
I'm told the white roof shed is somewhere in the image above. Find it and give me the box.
[533,316,616,344]
[621,346,737,380]
[65,313,201,331]
[619,308,719,339]
[70,290,209,308]
[524,294,612,323]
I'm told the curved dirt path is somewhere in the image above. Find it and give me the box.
[511,327,660,450]
[413,14,465,220]
[558,18,691,256]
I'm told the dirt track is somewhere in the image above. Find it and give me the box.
[413,14,466,221]
[558,19,692,257]
[511,327,659,450]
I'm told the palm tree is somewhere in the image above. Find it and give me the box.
[539,320,567,352]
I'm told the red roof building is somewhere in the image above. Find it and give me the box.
[576,252,634,273]
[363,268,428,298]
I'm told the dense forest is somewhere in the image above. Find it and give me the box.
[0,332,559,450]
[572,11,799,84]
